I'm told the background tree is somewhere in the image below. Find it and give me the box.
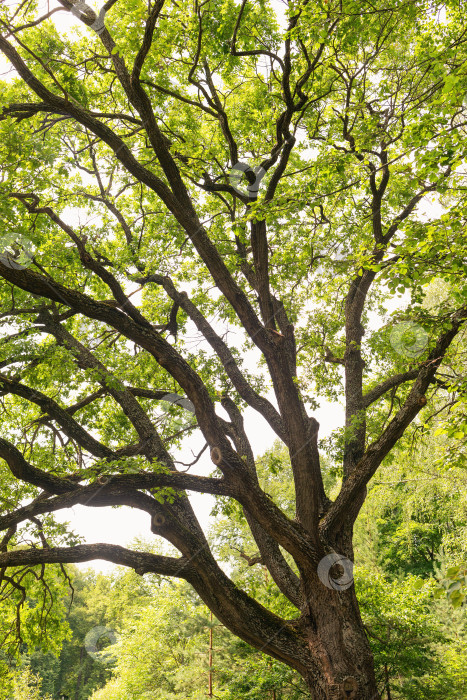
[11,666,53,700]
[44,569,129,700]
[0,0,467,698]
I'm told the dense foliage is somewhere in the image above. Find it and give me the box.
[0,0,466,697]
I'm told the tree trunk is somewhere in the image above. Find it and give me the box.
[384,664,392,700]
[182,531,380,699]
[300,581,380,699]
[208,610,213,698]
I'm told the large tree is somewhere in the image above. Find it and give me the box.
[0,0,466,697]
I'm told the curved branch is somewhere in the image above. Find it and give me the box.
[0,543,192,577]
[0,474,232,532]
[362,368,420,408]
[37,315,174,469]
[0,374,116,459]
[0,101,142,126]
[10,192,150,328]
[0,438,79,494]
[230,0,284,69]
[0,34,179,213]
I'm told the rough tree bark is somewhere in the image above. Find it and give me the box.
[0,1,466,698]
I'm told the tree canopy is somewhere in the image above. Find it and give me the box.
[0,0,466,698]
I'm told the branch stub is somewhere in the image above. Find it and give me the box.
[210,447,222,465]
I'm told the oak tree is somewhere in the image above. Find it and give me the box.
[0,0,466,697]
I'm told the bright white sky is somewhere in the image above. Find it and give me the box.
[0,0,442,574]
